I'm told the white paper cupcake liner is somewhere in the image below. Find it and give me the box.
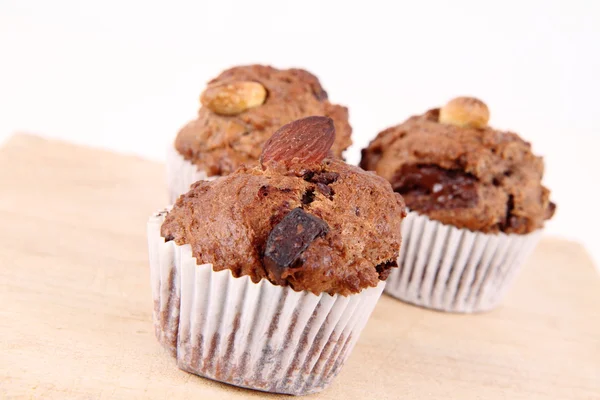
[147,212,385,395]
[166,145,217,203]
[385,210,542,313]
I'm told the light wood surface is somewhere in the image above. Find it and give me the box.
[0,134,598,400]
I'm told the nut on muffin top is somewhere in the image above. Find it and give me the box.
[360,97,555,235]
[163,116,405,296]
[175,65,352,176]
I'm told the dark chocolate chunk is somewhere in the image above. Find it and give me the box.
[392,164,478,211]
[264,208,329,285]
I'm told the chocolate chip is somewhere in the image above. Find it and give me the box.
[303,171,315,181]
[315,172,339,184]
[302,171,337,200]
[163,234,174,242]
[301,188,316,205]
[316,183,334,200]
[304,171,339,185]
[263,208,329,285]
[258,185,270,197]
[375,260,397,280]
[258,185,292,199]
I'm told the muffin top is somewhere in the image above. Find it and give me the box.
[175,65,353,176]
[163,116,405,296]
[360,97,555,234]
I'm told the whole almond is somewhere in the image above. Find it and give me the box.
[260,116,335,168]
[200,81,267,115]
[439,96,490,129]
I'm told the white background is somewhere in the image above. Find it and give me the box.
[0,1,598,266]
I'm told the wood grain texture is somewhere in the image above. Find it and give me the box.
[0,134,598,400]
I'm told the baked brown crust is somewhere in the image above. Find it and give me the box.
[360,104,556,235]
[161,157,405,296]
[174,65,352,176]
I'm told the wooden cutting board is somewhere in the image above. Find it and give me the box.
[1,134,598,400]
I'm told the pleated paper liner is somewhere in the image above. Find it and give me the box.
[166,145,216,204]
[385,210,542,313]
[148,212,385,395]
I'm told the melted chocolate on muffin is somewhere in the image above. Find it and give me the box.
[361,101,555,234]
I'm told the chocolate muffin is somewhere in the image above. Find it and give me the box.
[167,65,353,202]
[360,97,555,234]
[149,116,404,395]
[360,97,556,313]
